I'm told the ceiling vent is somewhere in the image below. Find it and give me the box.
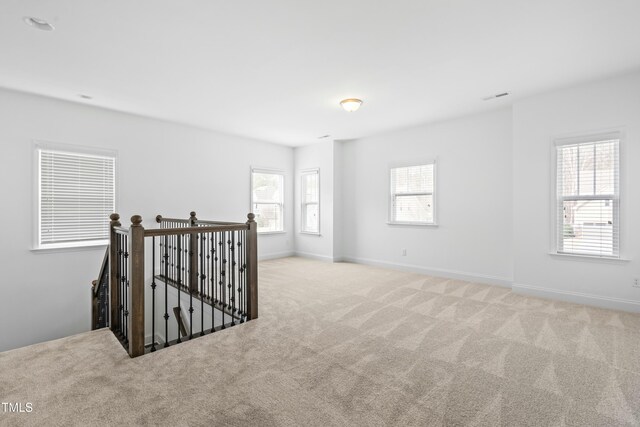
[482,92,510,101]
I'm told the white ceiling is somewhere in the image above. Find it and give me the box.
[1,1,640,146]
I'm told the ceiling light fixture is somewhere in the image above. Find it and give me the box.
[340,98,363,112]
[23,16,55,31]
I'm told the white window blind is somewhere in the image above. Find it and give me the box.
[390,163,435,224]
[38,147,116,248]
[556,137,619,257]
[251,169,284,233]
[301,169,320,234]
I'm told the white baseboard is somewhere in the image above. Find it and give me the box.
[341,256,513,288]
[263,252,640,313]
[513,283,640,313]
[294,251,335,262]
[259,251,295,261]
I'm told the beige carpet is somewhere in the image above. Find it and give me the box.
[1,257,640,426]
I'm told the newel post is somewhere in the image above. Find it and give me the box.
[189,211,199,294]
[246,213,259,320]
[129,215,145,357]
[109,213,120,333]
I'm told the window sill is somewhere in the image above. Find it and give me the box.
[32,241,108,254]
[258,231,286,236]
[549,252,631,263]
[387,222,438,228]
[300,231,321,236]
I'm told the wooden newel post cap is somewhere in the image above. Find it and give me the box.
[190,211,197,219]
[131,215,143,227]
[247,213,256,223]
[155,215,163,223]
[110,213,121,226]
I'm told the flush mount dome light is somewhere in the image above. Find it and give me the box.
[340,98,363,112]
[23,17,55,31]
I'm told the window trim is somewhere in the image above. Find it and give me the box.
[552,132,621,259]
[250,167,285,234]
[300,168,320,235]
[388,160,437,226]
[32,141,118,251]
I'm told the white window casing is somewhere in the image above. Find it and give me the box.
[389,162,436,225]
[251,168,285,233]
[300,168,320,234]
[555,135,620,258]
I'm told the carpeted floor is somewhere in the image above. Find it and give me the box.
[1,257,640,426]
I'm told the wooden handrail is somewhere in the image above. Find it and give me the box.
[93,248,109,298]
[144,224,249,237]
[155,215,190,224]
[113,226,129,234]
[194,219,244,226]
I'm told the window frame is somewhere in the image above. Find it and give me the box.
[300,168,320,235]
[33,141,118,251]
[553,132,621,259]
[250,167,285,234]
[388,160,437,226]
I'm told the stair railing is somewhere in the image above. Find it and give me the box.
[91,249,110,330]
[102,212,258,357]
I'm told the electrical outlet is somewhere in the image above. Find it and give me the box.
[634,278,640,288]
[401,248,407,256]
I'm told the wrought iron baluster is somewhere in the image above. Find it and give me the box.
[230,232,236,326]
[115,234,121,336]
[176,234,182,344]
[220,231,226,329]
[214,232,216,332]
[188,234,194,340]
[238,230,245,323]
[200,232,205,336]
[150,236,156,352]
[123,235,129,344]
[164,235,170,348]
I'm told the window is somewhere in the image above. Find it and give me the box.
[389,162,436,225]
[251,169,284,233]
[301,169,320,234]
[555,136,619,257]
[37,144,116,249]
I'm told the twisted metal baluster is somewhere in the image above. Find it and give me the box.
[210,232,218,332]
[220,231,226,329]
[163,235,170,348]
[230,232,236,326]
[123,236,129,345]
[200,232,205,336]
[237,230,242,321]
[151,236,156,352]
[188,234,195,340]
[176,234,182,344]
